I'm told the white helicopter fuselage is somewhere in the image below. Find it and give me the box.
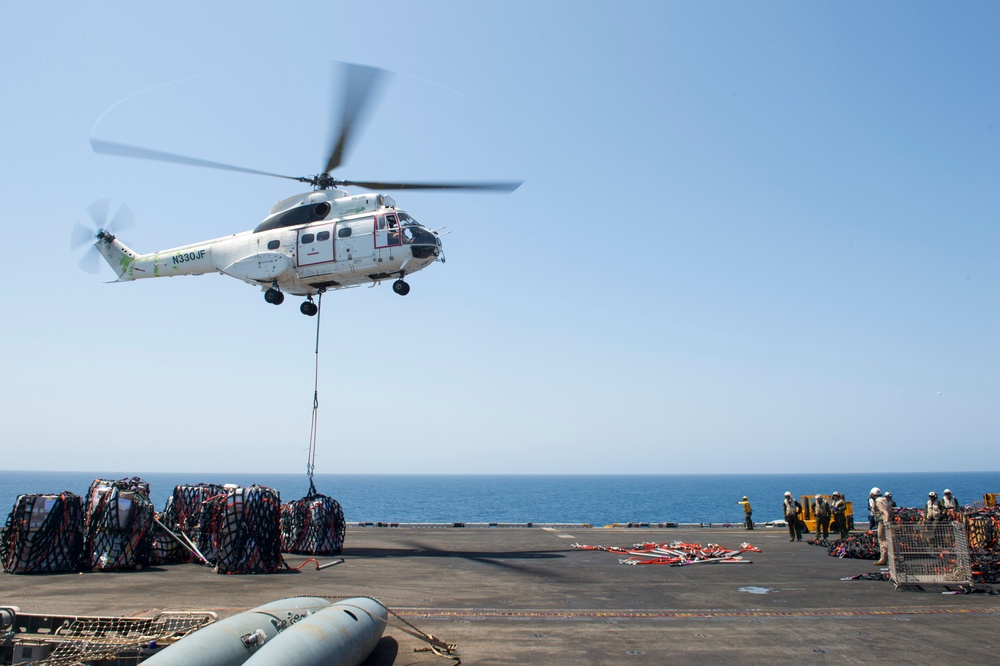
[94,189,443,300]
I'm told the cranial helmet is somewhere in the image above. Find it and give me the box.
[784,492,792,497]
[944,489,952,495]
[870,487,881,496]
[742,496,748,501]
[815,495,822,500]
[929,491,937,497]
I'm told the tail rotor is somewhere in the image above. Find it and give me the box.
[71,199,135,273]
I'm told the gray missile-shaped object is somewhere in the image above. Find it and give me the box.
[143,596,332,666]
[242,597,387,666]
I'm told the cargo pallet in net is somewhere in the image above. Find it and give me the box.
[280,492,346,555]
[887,521,972,590]
[1,493,84,574]
[84,478,155,571]
[199,484,284,574]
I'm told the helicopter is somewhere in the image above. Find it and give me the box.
[74,64,522,315]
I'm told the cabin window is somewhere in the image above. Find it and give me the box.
[317,230,330,242]
[338,227,352,238]
[301,233,315,244]
[266,240,280,250]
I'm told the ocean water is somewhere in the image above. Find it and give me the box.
[2,471,999,526]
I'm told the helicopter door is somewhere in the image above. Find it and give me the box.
[297,225,334,267]
[374,214,402,249]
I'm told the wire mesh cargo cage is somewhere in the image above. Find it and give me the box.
[887,521,972,590]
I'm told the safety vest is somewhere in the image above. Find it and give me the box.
[833,499,846,515]
[814,499,830,517]
[784,499,798,518]
[926,499,944,521]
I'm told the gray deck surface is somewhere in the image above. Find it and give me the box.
[4,526,999,665]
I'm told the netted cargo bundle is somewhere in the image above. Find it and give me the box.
[200,484,284,574]
[152,483,226,565]
[163,483,226,534]
[85,478,155,571]
[1,492,84,574]
[281,491,346,555]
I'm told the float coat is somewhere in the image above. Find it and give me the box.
[143,597,332,666]
[242,597,387,666]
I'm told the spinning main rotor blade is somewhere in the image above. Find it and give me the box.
[91,138,301,182]
[324,63,386,176]
[338,179,523,192]
[91,63,522,193]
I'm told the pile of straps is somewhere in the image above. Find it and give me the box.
[573,540,761,566]
[84,477,155,571]
[965,505,1000,583]
[280,484,346,555]
[199,484,284,575]
[824,531,880,560]
[0,492,84,574]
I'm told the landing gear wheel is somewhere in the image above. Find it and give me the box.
[392,279,410,296]
[300,301,318,316]
[264,288,284,305]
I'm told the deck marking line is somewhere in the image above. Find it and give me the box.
[392,607,1000,620]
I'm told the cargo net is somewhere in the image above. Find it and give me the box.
[280,491,346,555]
[150,484,227,565]
[84,478,155,571]
[35,611,215,665]
[0,493,84,574]
[887,522,972,588]
[199,484,284,574]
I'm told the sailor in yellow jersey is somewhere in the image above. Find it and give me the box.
[738,496,753,530]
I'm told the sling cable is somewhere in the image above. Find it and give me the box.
[283,291,347,556]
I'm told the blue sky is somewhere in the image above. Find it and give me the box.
[1,2,997,474]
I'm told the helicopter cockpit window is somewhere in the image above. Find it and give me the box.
[338,227,352,238]
[316,231,330,242]
[398,212,419,226]
[266,240,280,250]
[301,233,315,244]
